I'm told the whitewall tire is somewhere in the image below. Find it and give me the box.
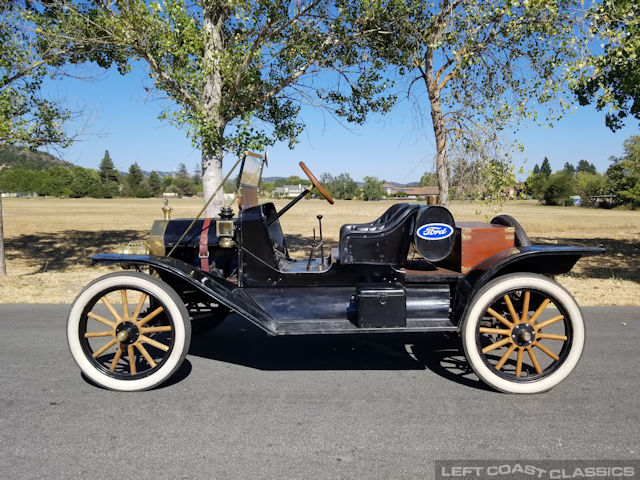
[67,272,191,391]
[461,273,585,394]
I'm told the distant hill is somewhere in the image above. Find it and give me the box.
[0,146,73,170]
[384,181,421,187]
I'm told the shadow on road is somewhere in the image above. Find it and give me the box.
[188,316,491,391]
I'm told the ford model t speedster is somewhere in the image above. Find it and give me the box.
[67,152,603,393]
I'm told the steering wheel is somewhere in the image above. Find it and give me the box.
[299,161,335,204]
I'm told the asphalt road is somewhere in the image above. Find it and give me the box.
[1,305,638,479]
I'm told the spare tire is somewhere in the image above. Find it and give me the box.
[490,214,531,247]
[414,205,456,262]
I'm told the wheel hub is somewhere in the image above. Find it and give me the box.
[511,323,535,347]
[115,321,139,345]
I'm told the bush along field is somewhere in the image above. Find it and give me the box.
[0,197,638,305]
[524,135,640,209]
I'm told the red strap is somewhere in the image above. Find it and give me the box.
[199,218,212,272]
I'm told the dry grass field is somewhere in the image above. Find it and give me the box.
[0,196,638,305]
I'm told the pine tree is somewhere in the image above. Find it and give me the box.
[532,164,540,175]
[577,159,597,175]
[563,162,575,175]
[98,151,119,184]
[176,163,189,179]
[193,163,202,186]
[126,163,150,197]
[148,171,162,196]
[540,157,552,177]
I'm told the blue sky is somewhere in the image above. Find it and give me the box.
[44,65,639,183]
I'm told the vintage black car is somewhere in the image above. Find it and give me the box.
[67,152,603,393]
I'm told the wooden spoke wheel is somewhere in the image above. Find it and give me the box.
[67,272,191,391]
[461,273,585,394]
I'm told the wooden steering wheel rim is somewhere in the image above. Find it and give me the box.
[299,161,335,204]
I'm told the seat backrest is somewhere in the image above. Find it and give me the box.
[343,203,414,234]
[339,204,420,264]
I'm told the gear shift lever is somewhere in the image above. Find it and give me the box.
[317,215,325,267]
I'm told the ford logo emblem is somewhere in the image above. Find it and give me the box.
[417,223,454,240]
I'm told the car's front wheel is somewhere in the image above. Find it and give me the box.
[67,272,191,391]
[461,273,585,394]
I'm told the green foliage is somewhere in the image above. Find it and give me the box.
[420,171,437,187]
[563,162,575,174]
[69,167,101,198]
[171,177,196,196]
[540,157,552,177]
[605,135,640,207]
[319,172,358,200]
[524,173,547,201]
[576,159,597,175]
[98,151,119,184]
[0,167,41,193]
[127,163,143,188]
[125,162,151,197]
[38,166,73,196]
[575,172,606,206]
[148,171,162,196]
[192,163,202,186]
[32,0,394,201]
[543,172,575,206]
[532,164,540,175]
[574,0,640,131]
[175,163,189,179]
[362,176,385,201]
[346,0,588,205]
[260,181,275,195]
[0,1,72,149]
[0,166,88,196]
[274,176,311,188]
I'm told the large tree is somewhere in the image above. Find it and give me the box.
[0,0,75,276]
[348,0,587,206]
[606,135,640,208]
[35,0,392,215]
[574,0,639,131]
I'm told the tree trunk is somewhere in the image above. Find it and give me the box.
[430,94,450,207]
[201,3,226,217]
[424,52,450,207]
[202,147,225,217]
[0,194,6,277]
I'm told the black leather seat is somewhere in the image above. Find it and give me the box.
[339,204,420,264]
[344,203,409,232]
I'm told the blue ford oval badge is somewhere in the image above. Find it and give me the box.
[417,223,453,240]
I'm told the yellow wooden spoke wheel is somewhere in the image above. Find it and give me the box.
[461,273,585,394]
[67,272,191,391]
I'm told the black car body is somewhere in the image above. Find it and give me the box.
[67,152,603,393]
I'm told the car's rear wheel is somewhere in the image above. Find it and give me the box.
[461,273,585,393]
[67,272,191,391]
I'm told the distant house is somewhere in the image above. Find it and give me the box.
[273,184,307,198]
[382,183,439,198]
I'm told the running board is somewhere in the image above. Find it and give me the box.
[273,318,458,335]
